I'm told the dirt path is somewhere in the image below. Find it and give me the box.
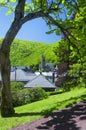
[10,101,86,130]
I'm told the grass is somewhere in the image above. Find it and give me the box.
[0,87,86,130]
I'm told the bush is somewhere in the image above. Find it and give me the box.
[11,91,19,107]
[11,82,24,91]
[11,89,30,107]
[62,76,86,92]
[11,86,48,107]
[28,87,48,102]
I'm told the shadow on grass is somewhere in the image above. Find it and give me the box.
[14,105,58,117]
[12,96,86,130]
[37,100,86,130]
[14,93,86,118]
[41,93,86,116]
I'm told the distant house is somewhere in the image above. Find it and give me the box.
[39,55,54,72]
[0,66,58,91]
[35,71,57,83]
[24,74,57,91]
[0,67,36,83]
[11,66,33,72]
[45,62,54,72]
[10,68,36,83]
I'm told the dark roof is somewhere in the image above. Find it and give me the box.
[24,74,56,89]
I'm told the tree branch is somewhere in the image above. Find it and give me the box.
[43,13,82,61]
[1,0,26,52]
[15,0,26,20]
[20,10,45,24]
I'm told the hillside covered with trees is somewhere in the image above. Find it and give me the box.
[9,39,58,68]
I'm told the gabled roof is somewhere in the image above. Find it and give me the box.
[24,74,56,88]
[10,69,36,82]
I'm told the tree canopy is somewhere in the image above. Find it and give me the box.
[53,0,86,87]
[0,0,86,117]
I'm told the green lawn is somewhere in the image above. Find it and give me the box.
[0,87,86,130]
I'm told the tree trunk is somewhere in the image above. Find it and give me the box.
[0,0,55,117]
[0,51,15,117]
[0,10,44,117]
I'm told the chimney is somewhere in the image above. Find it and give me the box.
[52,72,55,83]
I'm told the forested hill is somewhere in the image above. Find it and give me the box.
[3,39,58,67]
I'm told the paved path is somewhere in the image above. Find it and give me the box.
[10,101,86,130]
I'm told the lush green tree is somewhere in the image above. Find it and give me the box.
[52,0,86,87]
[0,0,59,117]
[69,0,86,86]
[0,0,82,117]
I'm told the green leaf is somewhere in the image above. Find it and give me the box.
[55,29,61,35]
[6,9,12,15]
[46,29,56,34]
[10,0,16,2]
[62,0,65,4]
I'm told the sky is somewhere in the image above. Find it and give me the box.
[0,7,61,44]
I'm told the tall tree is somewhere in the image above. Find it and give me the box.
[0,0,80,117]
[52,0,86,87]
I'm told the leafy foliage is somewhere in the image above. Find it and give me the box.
[11,89,29,107]
[53,0,86,88]
[11,86,48,107]
[0,86,86,130]
[28,86,48,102]
[0,0,86,117]
[67,0,86,86]
[0,38,58,68]
[11,82,24,91]
[10,82,48,107]
[9,39,58,67]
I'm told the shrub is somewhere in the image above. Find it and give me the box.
[28,87,48,102]
[11,86,48,107]
[11,82,24,91]
[62,76,86,92]
[11,91,19,107]
[11,89,30,107]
